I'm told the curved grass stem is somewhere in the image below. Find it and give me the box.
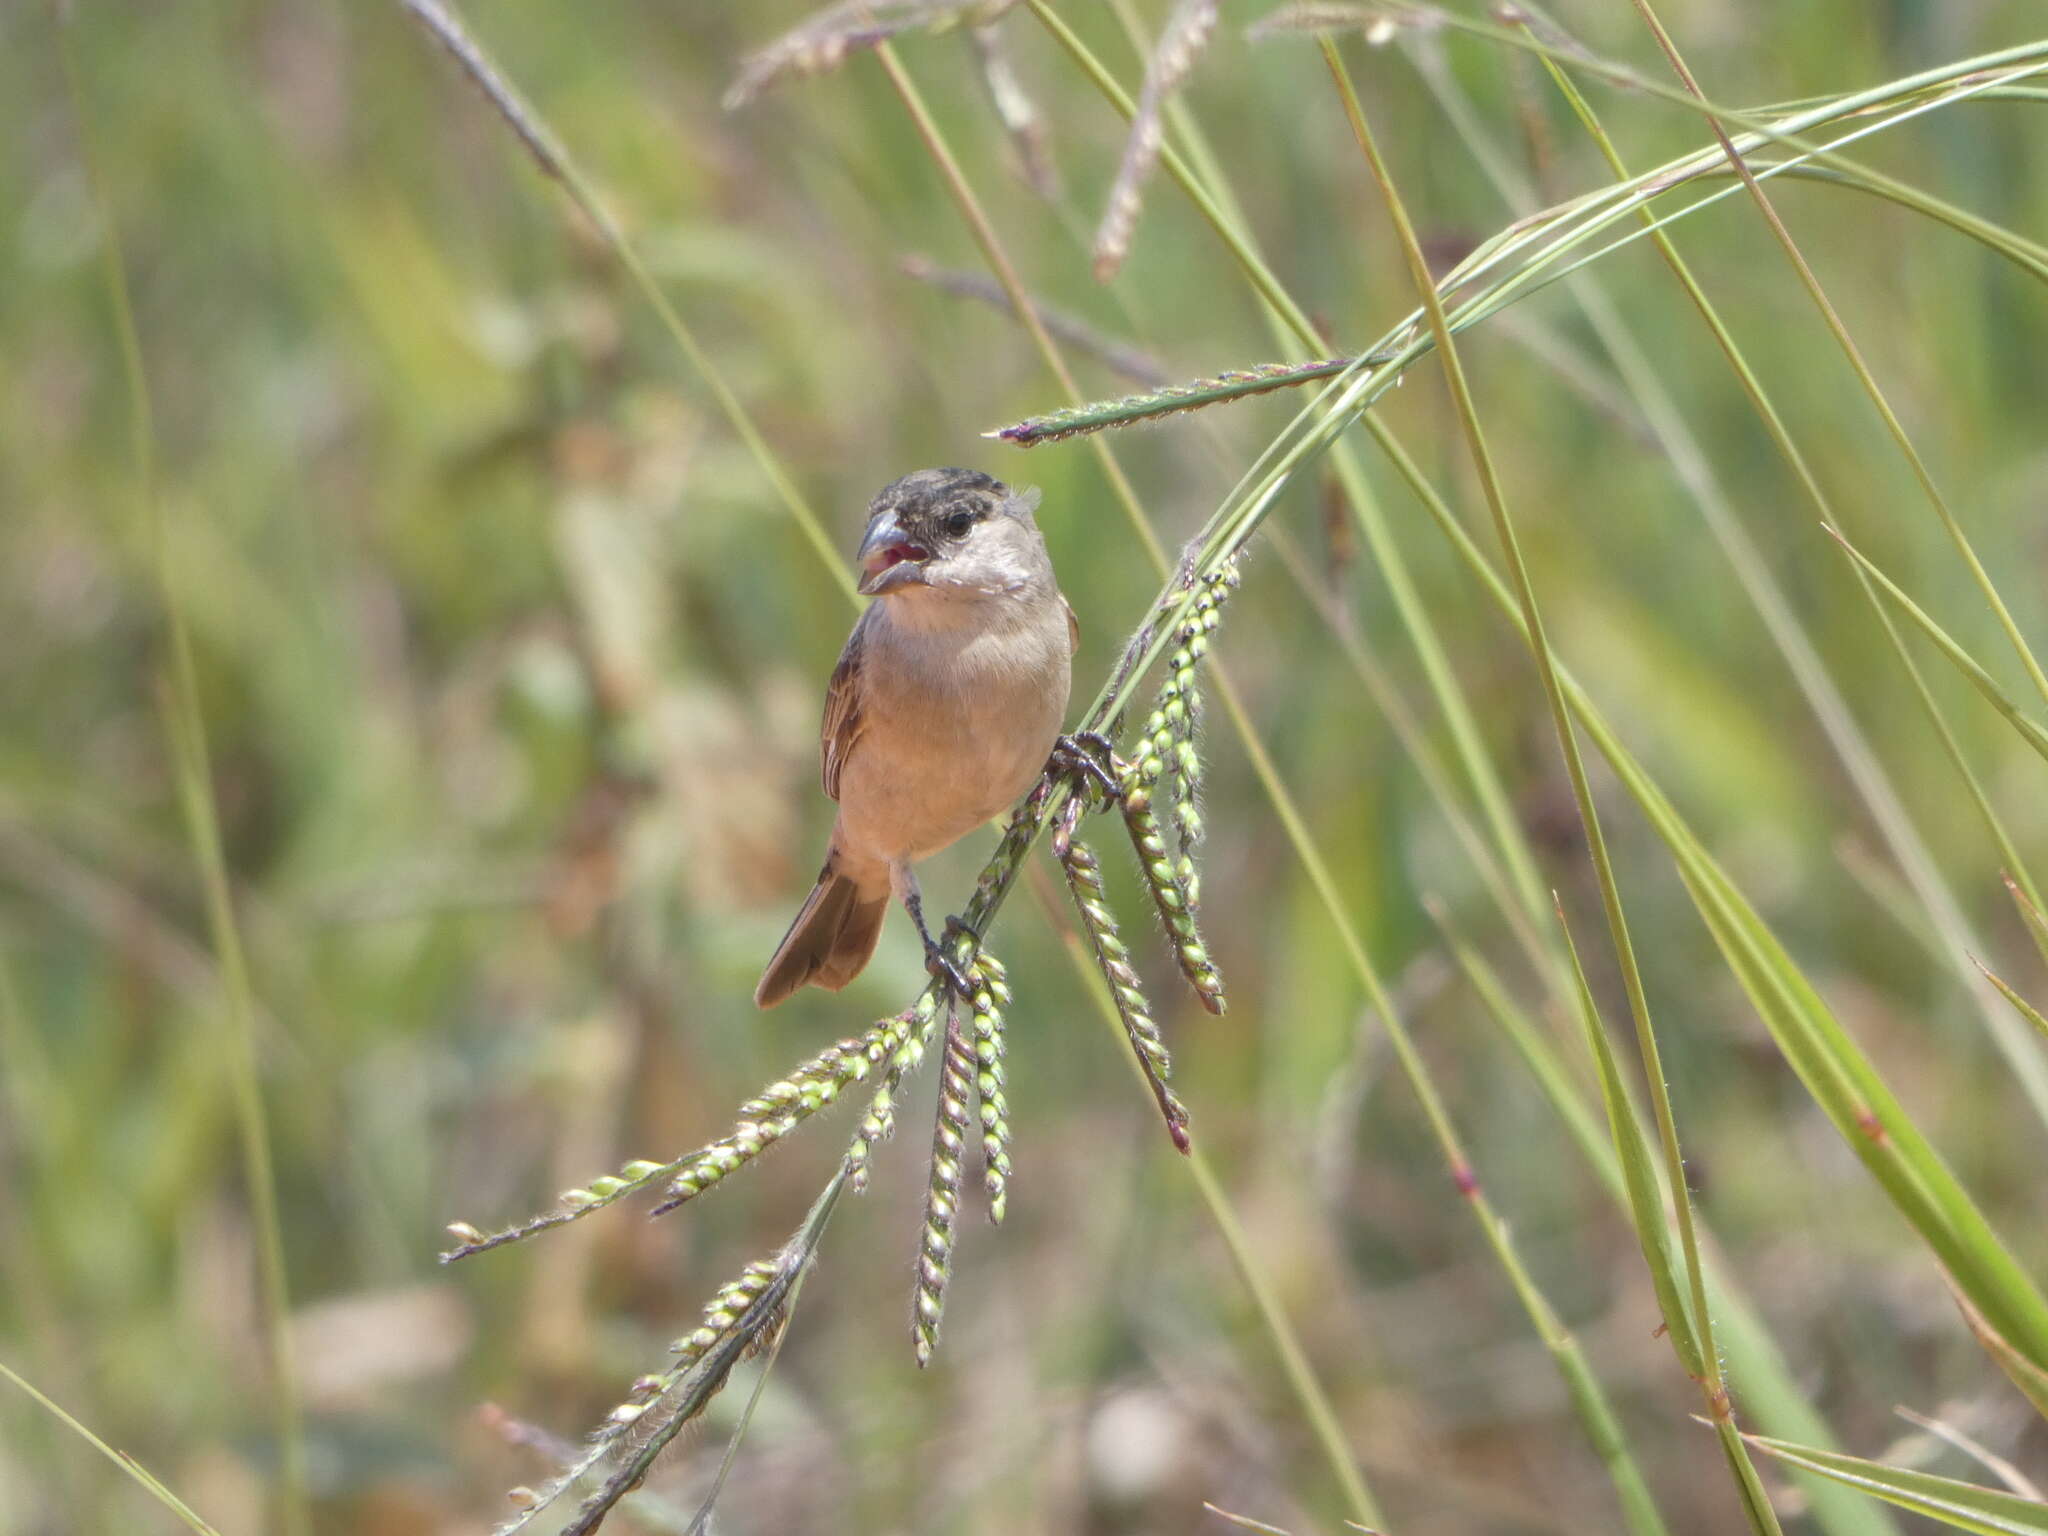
[57,19,309,1534]
[1619,0,2048,713]
[1317,36,1777,1531]
[874,37,1385,1523]
[401,0,853,600]
[1521,27,2048,1126]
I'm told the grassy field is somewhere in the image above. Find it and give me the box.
[4,1,2048,1532]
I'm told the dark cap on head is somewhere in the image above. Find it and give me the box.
[867,467,1029,546]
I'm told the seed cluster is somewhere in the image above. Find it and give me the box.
[969,956,1013,1223]
[1122,561,1238,1013]
[991,358,1360,447]
[493,1249,786,1532]
[453,547,1245,1529]
[670,1255,784,1368]
[913,1006,975,1367]
[654,1009,923,1213]
[1055,799,1192,1152]
[845,994,944,1192]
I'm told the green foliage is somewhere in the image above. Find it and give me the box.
[1744,1435,2048,1536]
[6,0,2048,1532]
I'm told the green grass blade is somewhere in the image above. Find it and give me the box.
[2005,874,2048,974]
[1825,527,2048,764]
[1431,910,1614,1188]
[1742,1436,2048,1535]
[1973,960,2048,1046]
[1952,1292,2048,1423]
[1550,902,1704,1377]
[1318,47,1779,1527]
[0,1360,225,1536]
[871,41,1384,1525]
[1674,856,2048,1366]
[1618,0,2048,713]
[1522,18,2048,1121]
[58,20,309,1531]
[401,0,855,600]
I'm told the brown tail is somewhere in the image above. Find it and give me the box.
[754,858,889,1009]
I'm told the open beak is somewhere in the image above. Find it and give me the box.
[856,511,931,596]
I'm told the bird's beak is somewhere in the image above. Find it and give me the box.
[857,511,931,596]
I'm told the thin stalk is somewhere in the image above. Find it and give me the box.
[1291,11,2048,280]
[1522,24,2048,1123]
[1336,971,1670,1534]
[874,40,1378,1524]
[1621,0,2048,709]
[1048,856,1665,1532]
[1088,0,1555,937]
[1043,918,1383,1530]
[0,1361,224,1536]
[400,0,853,599]
[1319,37,1775,1526]
[57,20,310,1533]
[557,1173,841,1536]
[1269,538,1558,982]
[1826,529,2048,765]
[1040,8,2047,1401]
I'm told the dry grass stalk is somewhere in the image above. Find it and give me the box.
[1091,0,1219,281]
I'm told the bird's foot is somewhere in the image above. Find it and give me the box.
[1048,731,1124,805]
[923,917,980,999]
[907,891,979,998]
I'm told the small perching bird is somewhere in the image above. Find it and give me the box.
[755,468,1079,1009]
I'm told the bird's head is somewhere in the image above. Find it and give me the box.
[855,468,1048,600]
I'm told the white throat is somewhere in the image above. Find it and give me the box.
[875,580,1032,637]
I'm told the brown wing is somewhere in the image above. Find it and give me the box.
[1064,596,1080,656]
[820,611,869,802]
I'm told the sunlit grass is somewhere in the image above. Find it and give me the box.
[5,1,2047,1532]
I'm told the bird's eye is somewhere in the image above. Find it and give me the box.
[942,510,975,537]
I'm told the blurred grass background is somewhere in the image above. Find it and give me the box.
[3,0,2047,1532]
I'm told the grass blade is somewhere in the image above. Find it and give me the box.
[1823,526,2048,764]
[58,20,309,1531]
[1972,959,2048,1047]
[1742,1436,2048,1536]
[1549,900,1703,1370]
[1952,1291,2048,1423]
[1091,0,1218,279]
[1316,43,1782,1527]
[401,0,856,600]
[0,1361,224,1536]
[1619,0,2048,713]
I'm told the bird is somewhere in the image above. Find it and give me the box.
[755,468,1078,1009]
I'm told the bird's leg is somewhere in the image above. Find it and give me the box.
[1047,730,1124,805]
[894,861,977,998]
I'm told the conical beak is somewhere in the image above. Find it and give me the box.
[857,511,930,596]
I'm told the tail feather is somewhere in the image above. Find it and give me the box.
[755,861,889,1009]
